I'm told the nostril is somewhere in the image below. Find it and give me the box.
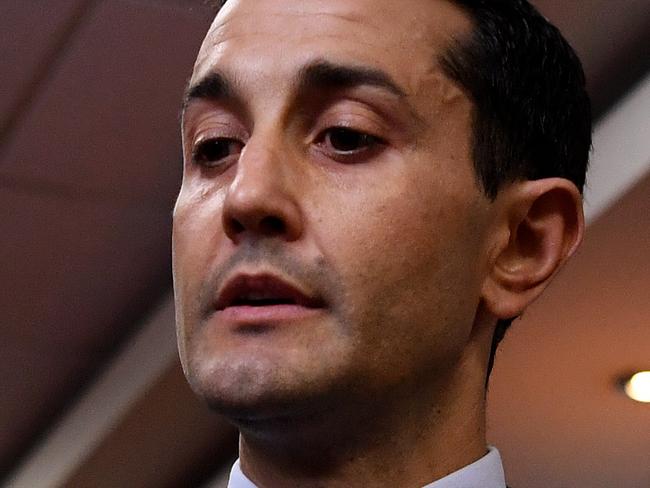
[228,218,246,234]
[259,216,285,235]
[226,215,286,237]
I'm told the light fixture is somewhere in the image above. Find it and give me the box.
[621,371,650,403]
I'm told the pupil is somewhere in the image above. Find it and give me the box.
[330,128,363,152]
[204,140,229,161]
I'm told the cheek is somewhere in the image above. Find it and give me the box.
[173,181,227,261]
[172,185,228,320]
[314,160,484,366]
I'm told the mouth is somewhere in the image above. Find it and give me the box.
[213,273,325,324]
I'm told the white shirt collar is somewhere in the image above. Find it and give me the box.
[227,446,506,488]
[421,447,506,488]
[227,458,257,488]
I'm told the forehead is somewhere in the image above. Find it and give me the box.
[192,0,471,92]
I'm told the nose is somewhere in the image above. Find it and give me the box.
[222,139,304,243]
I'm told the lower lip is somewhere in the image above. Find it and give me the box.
[214,304,323,324]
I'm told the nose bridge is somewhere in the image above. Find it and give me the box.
[222,126,303,241]
[235,130,288,195]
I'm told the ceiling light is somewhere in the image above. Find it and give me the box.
[621,371,650,403]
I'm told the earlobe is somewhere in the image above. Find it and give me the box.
[481,178,585,320]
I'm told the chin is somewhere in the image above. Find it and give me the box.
[181,310,356,409]
[184,339,354,424]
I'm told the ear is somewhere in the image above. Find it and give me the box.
[481,178,585,320]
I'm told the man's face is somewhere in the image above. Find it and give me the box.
[173,0,494,418]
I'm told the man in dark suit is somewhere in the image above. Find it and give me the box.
[172,0,591,486]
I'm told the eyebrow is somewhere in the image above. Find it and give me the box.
[296,60,407,98]
[182,59,408,113]
[182,71,235,112]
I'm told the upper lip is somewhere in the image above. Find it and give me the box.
[214,272,324,311]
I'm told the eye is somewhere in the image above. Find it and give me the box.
[191,138,244,168]
[317,127,384,158]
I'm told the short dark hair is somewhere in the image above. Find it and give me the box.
[206,0,592,379]
[442,0,591,198]
[440,0,591,378]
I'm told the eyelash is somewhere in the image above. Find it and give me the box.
[191,138,244,169]
[190,127,386,169]
[314,127,386,162]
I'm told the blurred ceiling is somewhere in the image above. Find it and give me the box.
[1,1,649,487]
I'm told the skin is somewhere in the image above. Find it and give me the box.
[172,0,584,486]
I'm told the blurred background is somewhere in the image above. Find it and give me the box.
[1,0,649,487]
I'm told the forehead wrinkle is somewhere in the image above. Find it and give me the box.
[202,3,377,53]
[271,9,363,24]
[203,16,372,53]
[223,4,365,23]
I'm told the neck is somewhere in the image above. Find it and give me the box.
[236,345,489,488]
